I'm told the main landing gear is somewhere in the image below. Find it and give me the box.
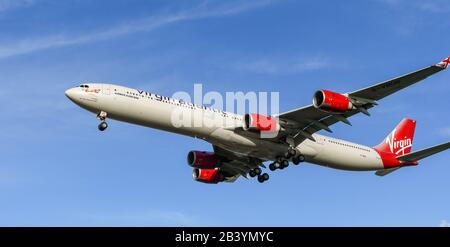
[250,148,306,184]
[97,111,108,131]
[268,148,306,172]
[248,167,269,183]
[269,159,289,171]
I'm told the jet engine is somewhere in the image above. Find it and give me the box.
[243,113,280,132]
[192,168,224,184]
[187,151,219,169]
[313,90,354,113]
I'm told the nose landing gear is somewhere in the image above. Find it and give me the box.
[97,111,108,131]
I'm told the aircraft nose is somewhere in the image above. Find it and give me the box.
[65,88,78,101]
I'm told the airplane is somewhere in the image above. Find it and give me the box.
[65,57,450,184]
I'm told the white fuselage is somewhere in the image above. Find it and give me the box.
[65,84,385,171]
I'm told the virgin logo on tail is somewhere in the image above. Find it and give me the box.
[437,56,450,69]
[374,118,416,156]
[385,128,412,155]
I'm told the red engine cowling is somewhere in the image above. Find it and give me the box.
[313,90,354,113]
[187,151,219,169]
[192,168,224,184]
[243,113,280,132]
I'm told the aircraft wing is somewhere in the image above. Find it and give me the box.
[278,57,449,145]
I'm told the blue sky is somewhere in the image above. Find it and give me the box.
[0,0,449,226]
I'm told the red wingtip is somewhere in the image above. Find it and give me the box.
[436,56,450,69]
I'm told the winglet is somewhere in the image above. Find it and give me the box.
[436,56,450,69]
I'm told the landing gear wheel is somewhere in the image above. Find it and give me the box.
[249,170,257,178]
[288,148,297,157]
[257,173,269,183]
[254,167,262,176]
[284,148,297,158]
[274,162,281,169]
[98,122,108,131]
[298,155,306,162]
[97,111,109,131]
[269,163,276,171]
[292,155,305,165]
[281,160,289,168]
[257,175,265,183]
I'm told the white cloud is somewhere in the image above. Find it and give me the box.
[0,0,34,13]
[373,0,450,36]
[416,1,450,13]
[0,0,273,59]
[376,0,450,13]
[375,0,403,6]
[234,56,330,75]
[440,220,450,227]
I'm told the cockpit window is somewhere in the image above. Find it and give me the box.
[79,84,90,88]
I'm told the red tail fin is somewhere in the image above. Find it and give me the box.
[375,118,416,156]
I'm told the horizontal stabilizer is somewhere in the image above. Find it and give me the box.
[397,142,450,162]
[375,167,400,176]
